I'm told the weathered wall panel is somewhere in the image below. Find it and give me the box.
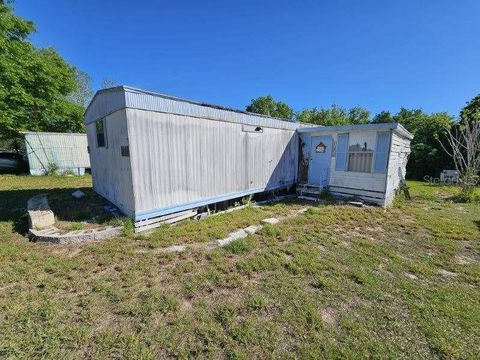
[24,132,90,175]
[86,109,135,215]
[126,109,298,218]
[384,132,411,205]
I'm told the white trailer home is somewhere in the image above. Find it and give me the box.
[297,123,413,205]
[84,86,305,228]
[23,131,90,175]
[85,86,412,229]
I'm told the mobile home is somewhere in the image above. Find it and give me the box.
[23,131,90,175]
[85,86,412,228]
[84,86,307,225]
[297,123,413,205]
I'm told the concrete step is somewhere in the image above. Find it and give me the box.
[297,188,321,195]
[297,183,321,189]
[298,195,320,202]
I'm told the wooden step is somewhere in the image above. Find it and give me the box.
[298,195,320,202]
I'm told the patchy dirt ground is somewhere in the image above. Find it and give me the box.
[0,175,479,359]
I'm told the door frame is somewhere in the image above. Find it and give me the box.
[308,135,333,186]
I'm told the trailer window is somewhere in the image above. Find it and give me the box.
[347,142,373,173]
[121,146,130,157]
[96,119,106,148]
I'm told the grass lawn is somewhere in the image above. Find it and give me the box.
[0,175,479,359]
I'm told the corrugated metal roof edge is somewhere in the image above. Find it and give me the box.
[22,131,87,136]
[83,86,125,118]
[297,123,413,139]
[85,85,310,129]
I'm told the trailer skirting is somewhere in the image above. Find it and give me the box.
[134,182,294,221]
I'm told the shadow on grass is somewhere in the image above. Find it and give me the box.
[475,220,480,232]
[0,187,110,235]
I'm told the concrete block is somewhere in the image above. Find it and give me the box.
[217,229,248,247]
[261,218,280,225]
[28,210,55,230]
[244,225,261,234]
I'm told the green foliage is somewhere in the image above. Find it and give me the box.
[372,111,394,123]
[241,195,253,206]
[460,93,480,125]
[456,186,480,203]
[45,162,59,176]
[0,2,87,141]
[223,238,255,254]
[68,69,94,108]
[109,217,134,236]
[297,104,370,125]
[393,108,454,179]
[245,95,294,120]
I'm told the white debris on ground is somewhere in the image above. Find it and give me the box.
[217,229,248,247]
[244,225,262,234]
[71,190,86,199]
[164,245,187,253]
[347,201,364,207]
[261,218,280,225]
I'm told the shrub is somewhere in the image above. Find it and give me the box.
[44,162,59,175]
[319,189,335,202]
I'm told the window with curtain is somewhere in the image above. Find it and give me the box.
[347,142,373,172]
[335,132,390,173]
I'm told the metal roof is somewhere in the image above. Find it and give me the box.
[85,86,309,131]
[297,122,414,139]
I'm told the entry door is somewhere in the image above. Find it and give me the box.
[308,136,332,186]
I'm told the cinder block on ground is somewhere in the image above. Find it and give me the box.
[261,217,280,225]
[217,229,248,247]
[244,225,261,234]
[27,194,55,230]
[28,210,55,230]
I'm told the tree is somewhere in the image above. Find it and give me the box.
[297,105,370,126]
[392,108,454,179]
[69,69,94,108]
[348,106,370,124]
[372,111,394,123]
[439,94,480,201]
[0,1,85,147]
[460,94,480,125]
[440,120,480,201]
[245,95,294,120]
[101,77,118,89]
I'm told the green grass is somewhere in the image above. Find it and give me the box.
[0,175,479,359]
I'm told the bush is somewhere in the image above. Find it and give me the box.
[44,162,59,175]
[457,186,480,203]
[457,171,480,203]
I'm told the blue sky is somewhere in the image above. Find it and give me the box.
[14,0,480,117]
